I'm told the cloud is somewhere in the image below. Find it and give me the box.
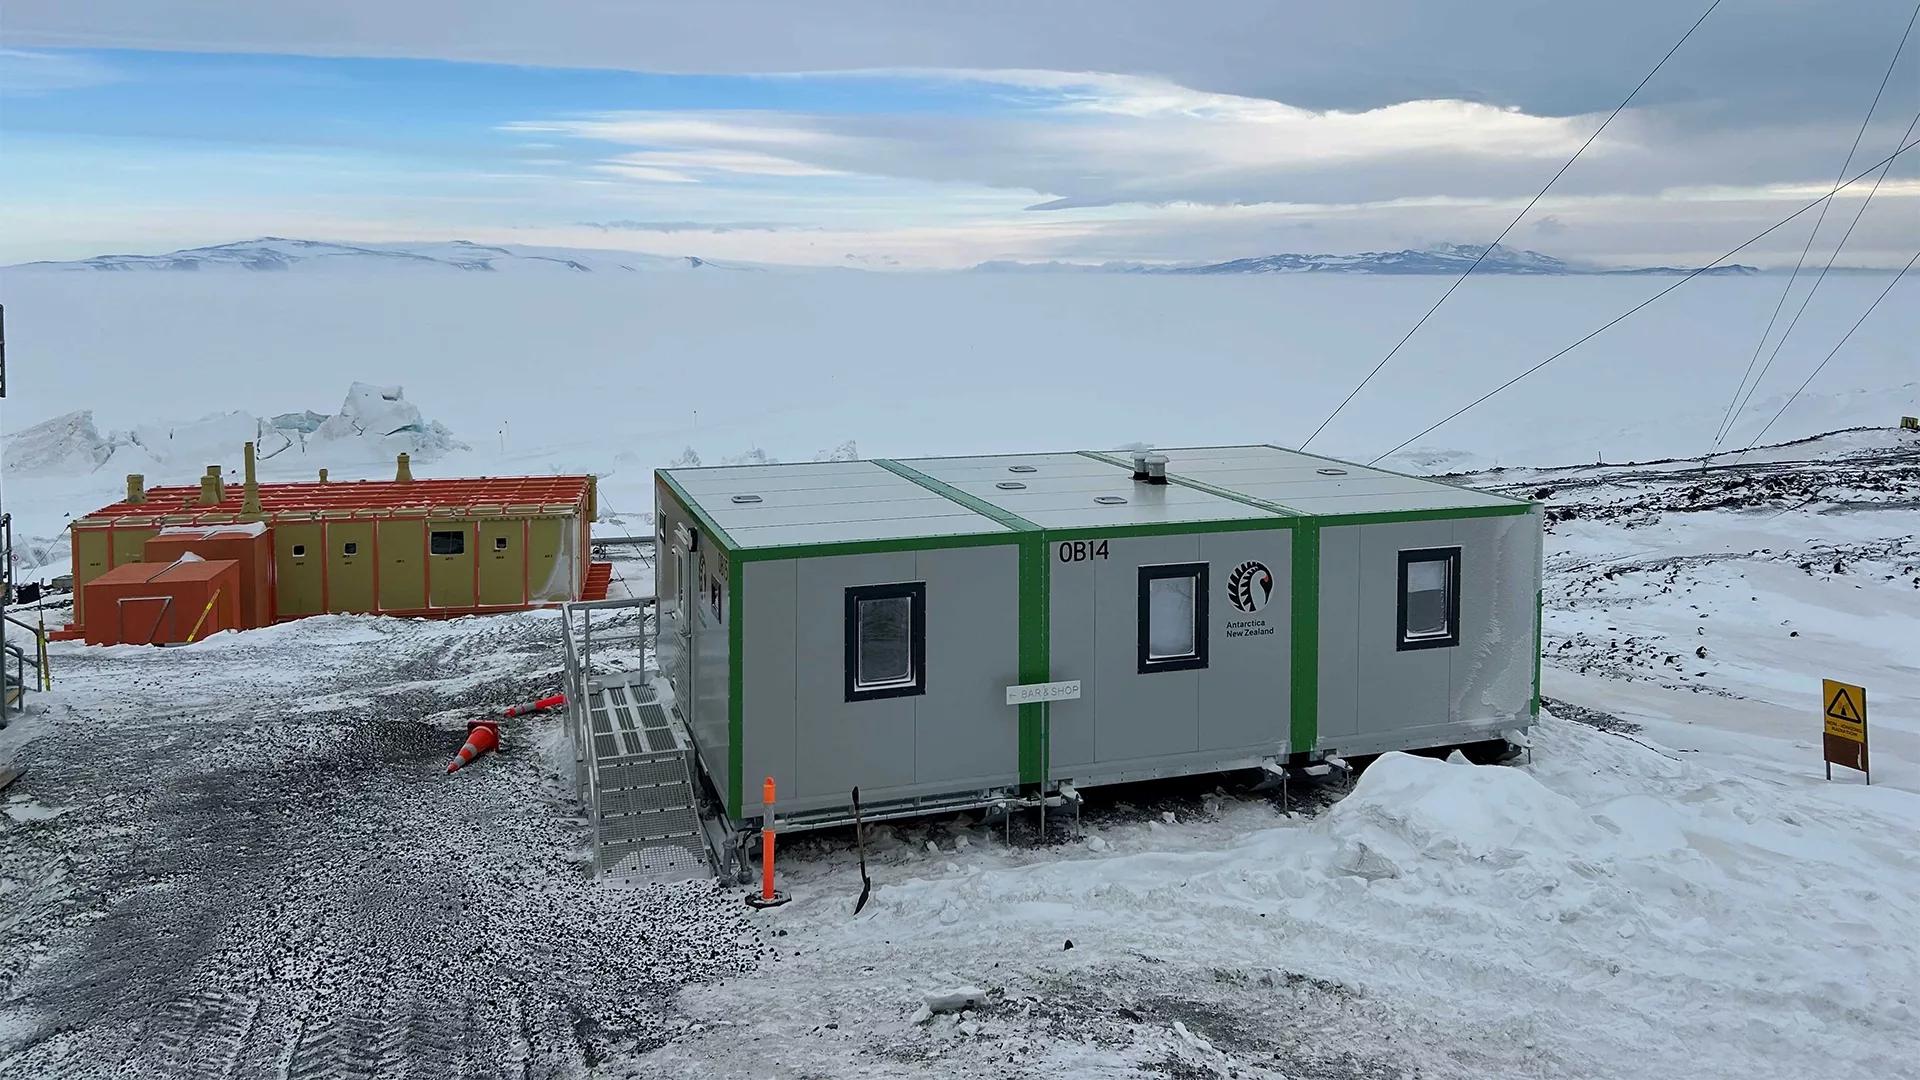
[579,220,791,233]
[0,48,118,93]
[9,0,1916,129]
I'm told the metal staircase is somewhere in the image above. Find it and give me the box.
[582,679,708,882]
[560,595,715,885]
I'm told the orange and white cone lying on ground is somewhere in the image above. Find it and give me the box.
[446,722,500,774]
[502,693,566,718]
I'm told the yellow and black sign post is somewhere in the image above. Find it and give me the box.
[1822,678,1868,784]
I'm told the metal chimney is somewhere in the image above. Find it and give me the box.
[241,441,263,518]
[1131,451,1169,485]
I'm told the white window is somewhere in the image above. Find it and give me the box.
[1138,563,1209,673]
[845,582,926,701]
[1398,548,1461,650]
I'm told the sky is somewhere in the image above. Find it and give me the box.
[3,1,1919,269]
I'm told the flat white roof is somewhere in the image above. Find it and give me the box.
[1139,445,1527,516]
[900,452,1276,529]
[662,461,1010,549]
[662,446,1527,550]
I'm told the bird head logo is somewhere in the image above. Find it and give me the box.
[1228,560,1273,614]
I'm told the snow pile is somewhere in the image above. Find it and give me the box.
[1,410,113,476]
[1317,750,1603,876]
[306,382,466,463]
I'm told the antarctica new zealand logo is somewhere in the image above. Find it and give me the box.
[1227,560,1274,614]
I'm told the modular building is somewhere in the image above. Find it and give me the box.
[58,447,610,644]
[654,445,1542,826]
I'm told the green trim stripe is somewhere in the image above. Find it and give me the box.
[870,459,1042,533]
[1532,587,1543,720]
[1289,522,1321,757]
[871,459,1053,786]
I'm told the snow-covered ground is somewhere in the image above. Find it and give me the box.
[0,270,1916,1078]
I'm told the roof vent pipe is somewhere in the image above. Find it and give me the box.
[395,452,414,483]
[318,468,329,484]
[1131,451,1169,485]
[241,441,263,518]
[199,464,225,506]
[125,474,146,504]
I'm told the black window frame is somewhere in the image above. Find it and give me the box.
[1137,562,1209,674]
[494,535,510,552]
[429,529,466,556]
[290,543,307,558]
[1397,547,1462,651]
[342,541,359,556]
[844,581,927,702]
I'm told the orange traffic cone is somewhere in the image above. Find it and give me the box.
[446,722,499,774]
[503,692,566,718]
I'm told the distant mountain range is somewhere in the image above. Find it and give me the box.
[4,237,735,274]
[974,244,1762,276]
[6,238,1780,277]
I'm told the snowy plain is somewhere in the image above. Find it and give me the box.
[0,266,1916,1078]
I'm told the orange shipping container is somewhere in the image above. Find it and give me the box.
[80,559,243,646]
[141,524,275,630]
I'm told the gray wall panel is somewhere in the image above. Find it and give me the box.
[912,544,1022,791]
[1046,545,1098,768]
[791,552,919,802]
[1317,513,1541,757]
[1316,525,1362,744]
[747,545,1024,811]
[1354,520,1455,738]
[1048,528,1294,782]
[740,560,798,813]
[1450,511,1539,727]
[692,548,732,809]
[1197,529,1292,754]
[1092,534,1200,764]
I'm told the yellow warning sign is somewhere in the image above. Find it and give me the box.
[1823,679,1866,742]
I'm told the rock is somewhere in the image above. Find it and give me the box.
[922,987,989,1016]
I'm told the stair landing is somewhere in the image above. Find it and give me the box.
[581,562,615,601]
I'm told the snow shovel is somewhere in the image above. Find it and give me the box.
[852,786,873,915]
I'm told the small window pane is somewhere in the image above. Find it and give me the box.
[291,544,306,557]
[494,535,509,551]
[857,596,913,687]
[342,541,358,556]
[1401,552,1456,645]
[430,530,465,555]
[1147,574,1198,659]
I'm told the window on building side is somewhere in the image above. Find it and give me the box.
[1138,563,1209,673]
[1398,548,1461,650]
[343,541,359,556]
[430,530,465,556]
[291,544,306,558]
[494,535,509,552]
[844,582,926,701]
